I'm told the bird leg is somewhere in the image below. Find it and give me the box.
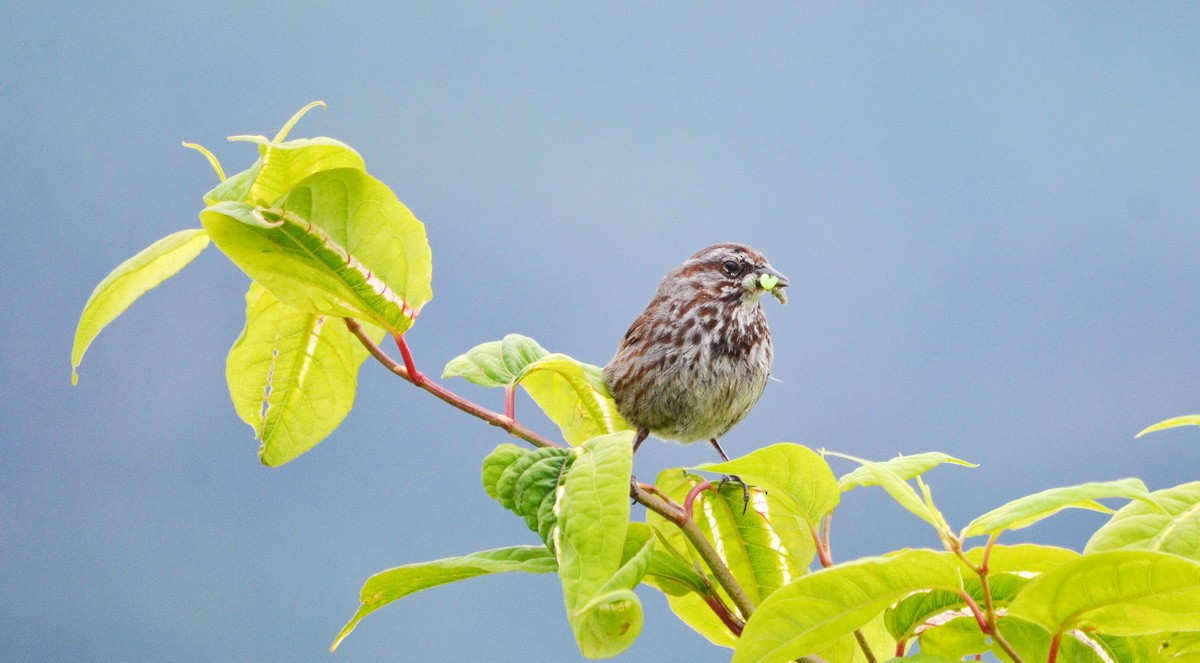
[630,427,650,505]
[632,427,650,455]
[708,437,732,461]
[710,438,751,514]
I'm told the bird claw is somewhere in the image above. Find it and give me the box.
[716,474,752,515]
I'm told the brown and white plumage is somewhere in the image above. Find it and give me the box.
[602,243,788,456]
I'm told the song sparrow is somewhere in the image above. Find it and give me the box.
[603,243,788,460]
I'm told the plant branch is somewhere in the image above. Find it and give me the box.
[853,629,879,663]
[949,533,1025,663]
[348,319,761,634]
[632,480,756,620]
[345,319,560,449]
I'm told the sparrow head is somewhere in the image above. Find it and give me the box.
[672,243,789,306]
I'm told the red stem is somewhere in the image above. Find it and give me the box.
[684,481,715,520]
[895,640,906,658]
[813,526,834,568]
[702,594,744,636]
[980,535,996,576]
[505,384,516,420]
[1048,631,1061,663]
[344,321,560,449]
[959,590,989,633]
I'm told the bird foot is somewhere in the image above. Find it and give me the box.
[716,474,752,515]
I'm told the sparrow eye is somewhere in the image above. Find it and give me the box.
[722,260,741,276]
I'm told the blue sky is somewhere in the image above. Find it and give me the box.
[3,3,1199,661]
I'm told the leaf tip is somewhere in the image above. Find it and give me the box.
[181,142,227,182]
[273,101,328,143]
[1135,415,1200,438]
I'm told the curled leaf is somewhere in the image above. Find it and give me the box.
[200,167,432,334]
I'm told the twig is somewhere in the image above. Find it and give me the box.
[344,320,559,449]
[853,629,879,663]
[949,534,1025,663]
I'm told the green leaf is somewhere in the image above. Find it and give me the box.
[442,334,550,386]
[516,354,633,446]
[885,573,1027,647]
[957,542,1080,575]
[695,443,841,528]
[917,615,989,661]
[645,452,826,647]
[814,613,897,663]
[1137,415,1200,438]
[555,432,640,657]
[644,472,740,648]
[838,452,976,491]
[203,161,261,205]
[481,443,528,500]
[573,523,656,657]
[331,545,555,652]
[1086,481,1200,560]
[1137,632,1200,661]
[182,142,227,181]
[732,549,964,663]
[201,102,367,208]
[881,655,959,663]
[641,534,710,598]
[72,228,210,384]
[645,468,817,645]
[961,478,1161,539]
[240,135,366,206]
[1007,550,1200,637]
[226,283,380,466]
[200,166,432,334]
[483,445,573,550]
[995,615,1148,663]
[825,451,951,535]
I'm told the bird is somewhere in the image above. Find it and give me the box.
[602,243,788,461]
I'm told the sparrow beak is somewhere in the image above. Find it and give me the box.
[754,265,790,291]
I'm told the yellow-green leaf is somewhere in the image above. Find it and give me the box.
[200,167,432,334]
[516,354,633,446]
[555,432,641,657]
[838,452,977,491]
[443,334,550,386]
[1085,481,1200,560]
[733,549,963,663]
[1007,550,1200,637]
[72,228,210,384]
[961,478,1160,540]
[331,545,555,652]
[695,443,841,528]
[227,283,381,466]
